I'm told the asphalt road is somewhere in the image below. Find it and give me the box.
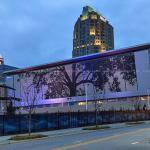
[0,124,150,150]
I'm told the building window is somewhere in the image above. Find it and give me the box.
[91,15,97,20]
[89,27,95,35]
[81,16,88,21]
[78,102,86,106]
[94,39,101,45]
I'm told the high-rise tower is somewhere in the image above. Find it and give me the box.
[72,6,114,57]
[0,54,4,65]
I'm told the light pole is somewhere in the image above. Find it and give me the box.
[85,84,89,111]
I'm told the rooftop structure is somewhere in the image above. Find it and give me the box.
[72,6,114,57]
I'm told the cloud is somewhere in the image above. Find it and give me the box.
[0,0,150,67]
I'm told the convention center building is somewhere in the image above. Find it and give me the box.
[4,43,150,113]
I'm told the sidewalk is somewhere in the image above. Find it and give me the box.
[0,120,150,146]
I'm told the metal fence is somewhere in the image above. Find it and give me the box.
[0,110,150,136]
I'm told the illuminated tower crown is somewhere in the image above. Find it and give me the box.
[0,54,4,65]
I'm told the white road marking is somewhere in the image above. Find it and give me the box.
[74,140,82,144]
[131,141,139,145]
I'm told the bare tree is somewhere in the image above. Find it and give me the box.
[23,85,39,135]
[20,72,40,136]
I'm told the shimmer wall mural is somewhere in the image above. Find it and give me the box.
[14,52,137,106]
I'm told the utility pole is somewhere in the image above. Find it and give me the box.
[147,89,150,110]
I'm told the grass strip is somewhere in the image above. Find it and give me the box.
[9,134,47,141]
[83,125,110,130]
[126,121,145,125]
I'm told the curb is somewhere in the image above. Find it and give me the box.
[0,136,49,146]
[0,130,92,146]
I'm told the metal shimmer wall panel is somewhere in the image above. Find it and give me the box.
[8,52,138,107]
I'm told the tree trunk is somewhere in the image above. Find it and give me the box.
[28,112,32,136]
[70,84,76,97]
[95,109,98,128]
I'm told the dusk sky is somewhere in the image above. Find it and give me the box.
[0,0,150,68]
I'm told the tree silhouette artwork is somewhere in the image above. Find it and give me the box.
[19,52,137,102]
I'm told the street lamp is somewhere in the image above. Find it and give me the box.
[85,83,89,111]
